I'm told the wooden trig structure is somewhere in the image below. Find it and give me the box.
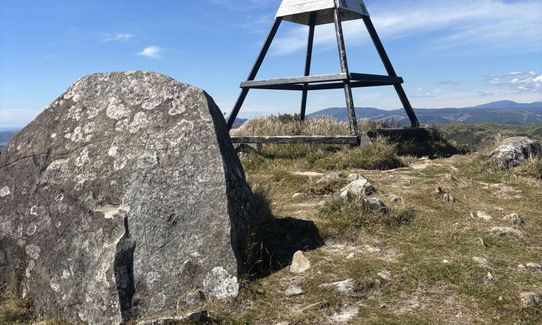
[227,0,420,145]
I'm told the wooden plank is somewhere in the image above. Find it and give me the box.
[241,73,347,88]
[350,73,403,84]
[300,13,316,120]
[307,79,401,90]
[240,72,401,90]
[237,80,401,91]
[333,2,359,136]
[230,135,360,145]
[245,84,305,91]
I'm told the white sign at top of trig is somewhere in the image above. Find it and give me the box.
[276,0,370,25]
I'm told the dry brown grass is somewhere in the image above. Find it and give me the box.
[232,116,349,136]
[514,157,542,179]
[0,292,32,324]
[317,196,414,240]
[232,116,399,137]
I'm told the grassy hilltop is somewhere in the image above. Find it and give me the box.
[1,117,541,324]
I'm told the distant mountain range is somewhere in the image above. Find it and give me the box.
[308,100,542,125]
[2,101,541,151]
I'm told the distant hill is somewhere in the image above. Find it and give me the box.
[0,131,17,151]
[232,118,248,129]
[309,101,542,125]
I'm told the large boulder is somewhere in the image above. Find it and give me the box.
[0,72,261,324]
[490,137,541,169]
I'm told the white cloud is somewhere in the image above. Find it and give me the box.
[272,0,542,55]
[103,33,135,42]
[488,71,542,93]
[138,46,163,59]
[209,0,275,11]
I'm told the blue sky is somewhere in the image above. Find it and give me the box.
[1,0,541,128]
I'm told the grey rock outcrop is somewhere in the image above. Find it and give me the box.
[490,137,541,169]
[0,72,260,324]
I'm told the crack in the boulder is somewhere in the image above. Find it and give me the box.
[114,215,136,322]
[0,138,113,170]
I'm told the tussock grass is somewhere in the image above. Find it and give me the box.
[235,116,407,172]
[241,137,406,174]
[0,292,31,324]
[317,196,414,240]
[515,157,542,179]
[232,115,351,137]
[314,137,405,170]
[233,115,400,137]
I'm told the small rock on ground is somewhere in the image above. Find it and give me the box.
[520,292,541,308]
[491,227,524,238]
[503,213,525,225]
[471,211,493,221]
[316,172,341,184]
[436,186,456,202]
[366,198,388,214]
[285,283,304,297]
[290,251,311,274]
[329,306,359,323]
[377,270,391,281]
[340,177,375,200]
[472,256,490,268]
[292,192,308,200]
[526,262,542,273]
[319,279,356,295]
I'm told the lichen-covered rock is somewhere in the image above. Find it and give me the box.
[339,177,375,200]
[0,72,259,324]
[491,137,541,169]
